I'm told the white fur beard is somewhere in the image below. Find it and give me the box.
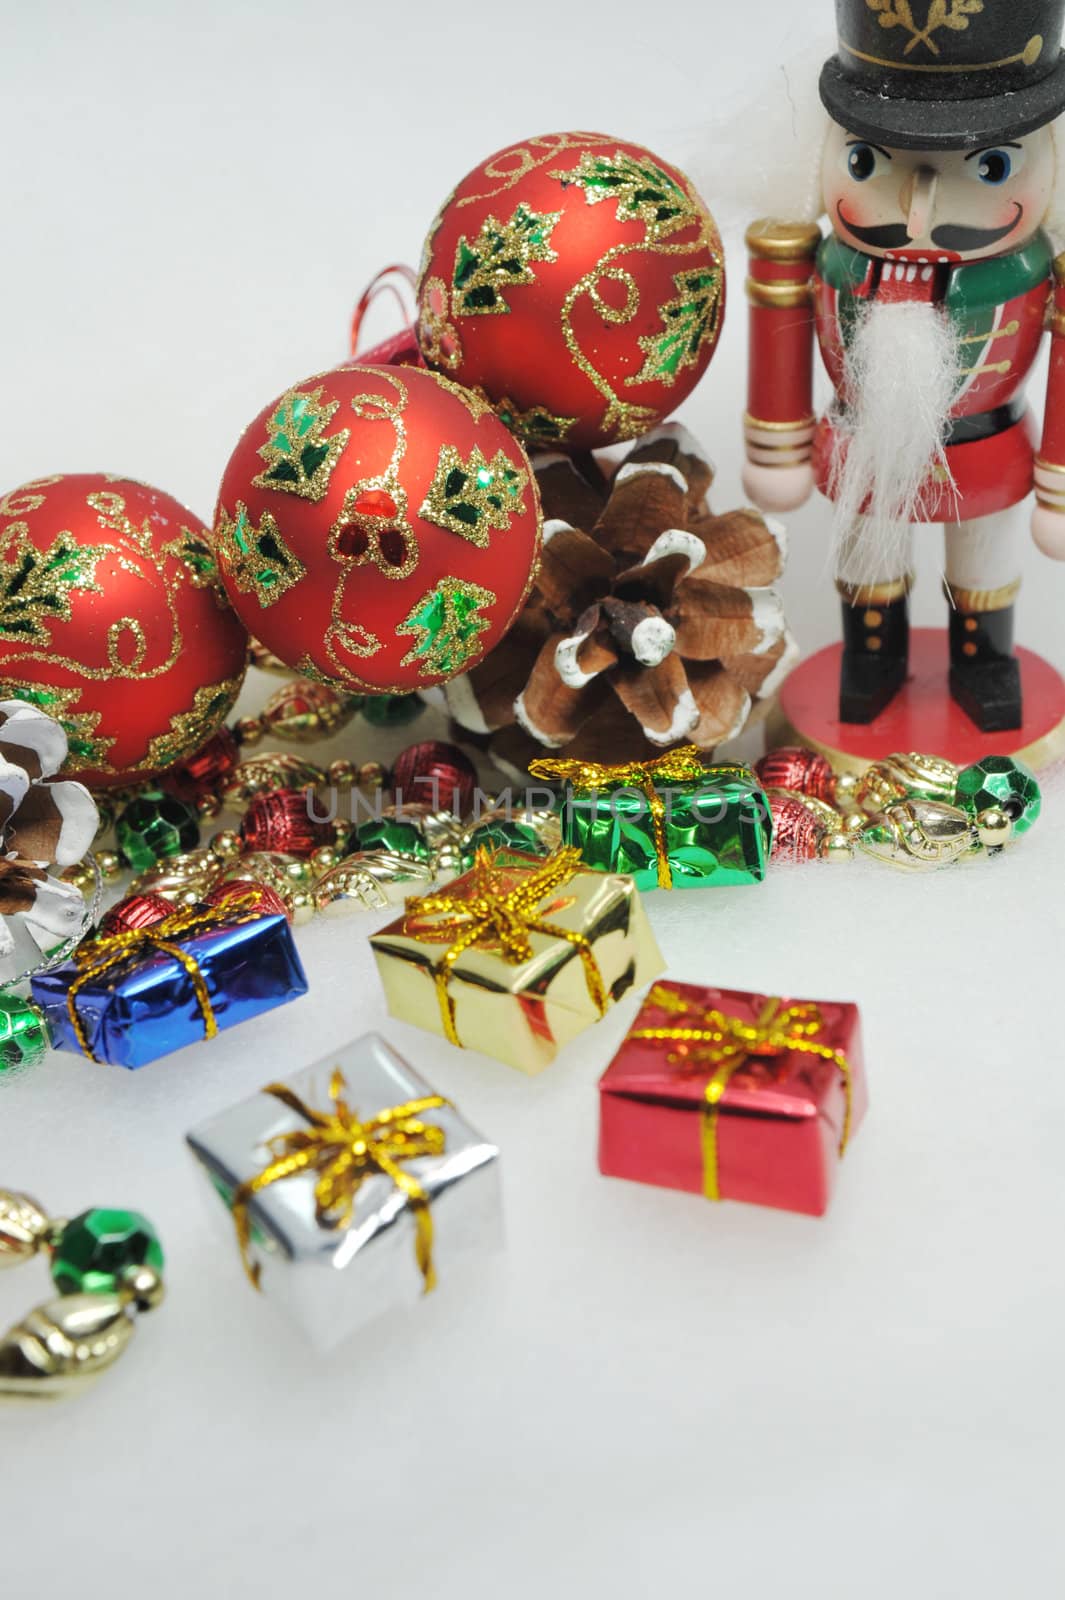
[831,300,959,584]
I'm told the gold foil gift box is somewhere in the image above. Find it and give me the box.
[370,846,664,1074]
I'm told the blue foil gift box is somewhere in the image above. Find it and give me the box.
[31,907,308,1069]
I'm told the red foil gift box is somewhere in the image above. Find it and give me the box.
[598,981,866,1216]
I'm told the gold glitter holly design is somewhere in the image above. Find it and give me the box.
[553,149,704,243]
[451,203,562,317]
[631,263,725,390]
[0,523,110,647]
[0,680,111,772]
[494,396,577,449]
[252,386,351,503]
[547,149,724,443]
[419,445,529,548]
[867,0,984,56]
[214,502,306,608]
[397,576,496,678]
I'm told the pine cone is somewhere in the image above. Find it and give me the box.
[0,700,99,957]
[446,424,795,766]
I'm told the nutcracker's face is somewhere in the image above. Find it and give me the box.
[821,122,1056,264]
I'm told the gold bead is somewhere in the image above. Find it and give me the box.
[235,717,264,747]
[357,761,388,790]
[0,1192,52,1267]
[822,834,854,863]
[842,812,865,835]
[834,771,860,805]
[310,845,340,875]
[331,820,353,848]
[327,760,359,788]
[285,858,312,884]
[289,888,316,924]
[976,805,1012,849]
[60,864,96,897]
[119,1263,165,1312]
[210,829,244,862]
[95,850,124,881]
[197,794,223,820]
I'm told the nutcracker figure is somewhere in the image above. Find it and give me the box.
[744,0,1065,732]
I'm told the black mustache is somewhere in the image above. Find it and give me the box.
[836,201,1023,252]
[930,207,1023,251]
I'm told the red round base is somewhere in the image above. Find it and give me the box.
[772,629,1065,772]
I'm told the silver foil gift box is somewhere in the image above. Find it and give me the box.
[186,1032,501,1349]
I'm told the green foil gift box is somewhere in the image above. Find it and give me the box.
[528,749,771,890]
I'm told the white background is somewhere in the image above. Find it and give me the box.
[2,3,1064,1596]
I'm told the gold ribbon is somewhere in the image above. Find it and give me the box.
[629,984,853,1200]
[230,1068,448,1293]
[528,749,750,890]
[65,900,264,1063]
[403,845,607,1049]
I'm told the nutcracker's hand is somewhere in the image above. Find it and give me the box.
[742,459,815,514]
[1031,503,1065,560]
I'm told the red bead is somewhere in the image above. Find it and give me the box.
[390,740,479,818]
[755,747,837,805]
[205,877,291,922]
[99,893,175,936]
[767,794,825,863]
[239,789,334,856]
[163,728,241,803]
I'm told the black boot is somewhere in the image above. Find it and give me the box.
[838,585,910,724]
[948,589,1022,732]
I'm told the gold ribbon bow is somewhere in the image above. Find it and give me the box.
[403,845,607,1048]
[230,1068,449,1293]
[630,984,853,1200]
[66,899,263,1063]
[528,749,750,890]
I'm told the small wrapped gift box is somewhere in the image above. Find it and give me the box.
[528,750,771,890]
[370,846,664,1074]
[599,981,866,1216]
[31,905,308,1069]
[186,1032,501,1349]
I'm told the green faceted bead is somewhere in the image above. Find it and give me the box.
[354,817,430,861]
[465,818,553,860]
[0,993,50,1076]
[359,693,424,728]
[116,790,201,873]
[50,1208,164,1296]
[955,756,1041,837]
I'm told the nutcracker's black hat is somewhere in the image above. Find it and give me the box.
[820,0,1065,149]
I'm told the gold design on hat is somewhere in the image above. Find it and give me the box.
[867,0,983,59]
[843,21,1042,73]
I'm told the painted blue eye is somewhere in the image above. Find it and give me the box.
[847,143,879,181]
[977,149,1012,184]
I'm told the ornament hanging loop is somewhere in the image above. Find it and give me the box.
[349,264,418,359]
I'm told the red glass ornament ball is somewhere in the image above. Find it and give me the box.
[756,747,838,806]
[390,740,479,818]
[0,474,248,789]
[239,789,334,856]
[213,363,542,695]
[99,892,175,936]
[415,132,725,452]
[205,877,291,922]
